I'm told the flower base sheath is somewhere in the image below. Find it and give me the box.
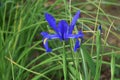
[41,10,84,52]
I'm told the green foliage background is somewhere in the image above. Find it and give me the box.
[0,0,120,80]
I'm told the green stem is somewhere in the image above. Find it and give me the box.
[62,41,67,80]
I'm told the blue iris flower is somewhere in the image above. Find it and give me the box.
[41,10,84,52]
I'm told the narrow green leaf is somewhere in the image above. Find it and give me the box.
[111,50,115,80]
[81,45,96,77]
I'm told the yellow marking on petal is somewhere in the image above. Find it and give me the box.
[43,38,48,45]
[78,38,81,42]
[49,30,54,33]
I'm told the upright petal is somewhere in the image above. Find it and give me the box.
[74,39,81,52]
[69,10,80,34]
[58,20,69,40]
[45,13,58,33]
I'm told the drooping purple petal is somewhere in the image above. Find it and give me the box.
[41,32,60,39]
[67,31,84,39]
[69,10,80,34]
[41,32,60,52]
[77,31,84,38]
[43,38,52,52]
[45,13,58,33]
[74,39,81,52]
[58,20,69,40]
[41,32,49,38]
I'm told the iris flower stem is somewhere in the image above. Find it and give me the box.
[62,41,68,80]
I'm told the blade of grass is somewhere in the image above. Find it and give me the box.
[5,56,50,80]
[111,50,115,80]
[80,47,88,80]
[94,26,102,80]
[62,41,68,80]
[91,0,101,56]
[81,45,96,77]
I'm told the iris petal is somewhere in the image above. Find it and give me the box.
[43,38,52,52]
[58,20,69,40]
[67,31,84,39]
[41,32,60,39]
[45,13,58,33]
[41,32,60,52]
[74,38,81,52]
[69,10,80,34]
[41,32,49,38]
[77,31,84,38]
